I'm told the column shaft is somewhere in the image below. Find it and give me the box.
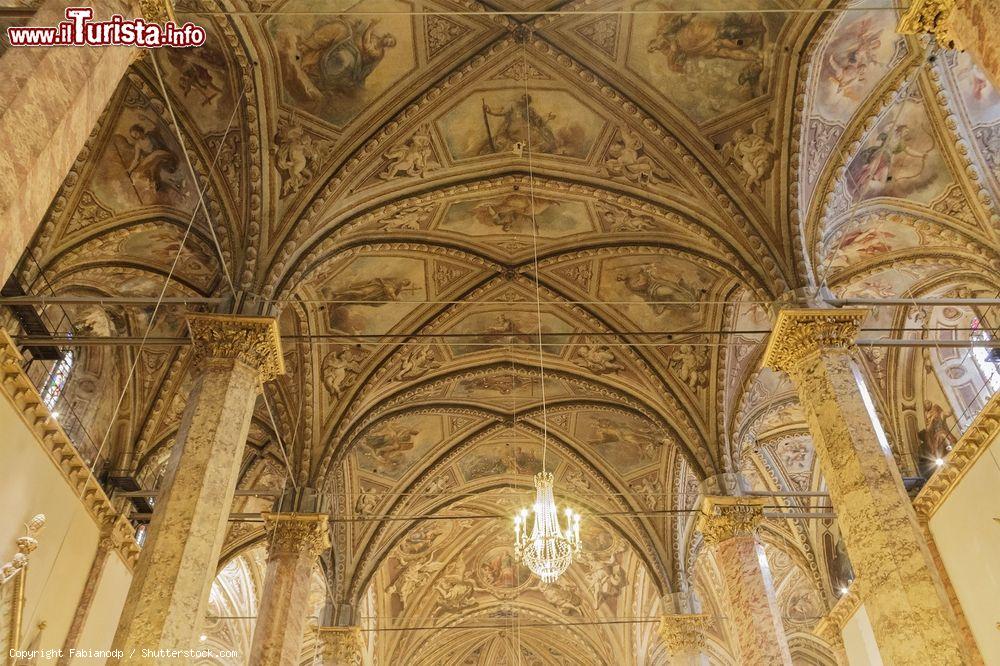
[110,315,282,664]
[698,497,792,666]
[248,513,329,666]
[0,0,138,284]
[765,309,969,664]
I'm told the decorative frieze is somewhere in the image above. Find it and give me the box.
[697,496,766,547]
[763,308,869,376]
[186,314,284,384]
[0,332,139,570]
[913,392,1000,519]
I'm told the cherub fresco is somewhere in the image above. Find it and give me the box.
[113,116,186,202]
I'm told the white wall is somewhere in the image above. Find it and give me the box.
[928,431,1000,662]
[841,604,882,666]
[0,387,132,658]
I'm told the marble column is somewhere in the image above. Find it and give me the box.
[764,308,969,664]
[698,496,793,666]
[898,0,1000,89]
[317,626,363,666]
[110,314,283,664]
[248,512,330,666]
[0,0,173,283]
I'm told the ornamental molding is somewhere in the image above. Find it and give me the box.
[913,391,1000,519]
[0,332,140,570]
[763,308,869,375]
[186,314,284,383]
[897,0,962,49]
[658,613,713,657]
[812,580,862,645]
[318,626,363,665]
[697,496,767,547]
[261,512,331,556]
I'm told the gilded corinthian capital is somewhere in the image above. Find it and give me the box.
[897,0,963,49]
[762,308,869,374]
[318,626,363,665]
[659,613,713,657]
[697,496,766,546]
[262,512,331,556]
[186,314,284,383]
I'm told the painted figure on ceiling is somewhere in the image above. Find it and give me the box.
[115,119,185,198]
[479,94,559,155]
[281,18,397,102]
[825,18,883,99]
[616,265,701,314]
[918,400,958,476]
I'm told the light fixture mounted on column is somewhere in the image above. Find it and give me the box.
[513,471,581,583]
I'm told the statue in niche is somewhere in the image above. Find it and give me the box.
[917,400,958,477]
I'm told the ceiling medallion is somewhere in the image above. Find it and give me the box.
[513,471,581,583]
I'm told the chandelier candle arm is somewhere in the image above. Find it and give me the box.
[512,471,582,583]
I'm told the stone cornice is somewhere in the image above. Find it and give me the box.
[0,331,140,570]
[186,314,284,384]
[261,512,331,556]
[913,391,1000,520]
[697,496,767,546]
[812,581,862,645]
[763,308,870,374]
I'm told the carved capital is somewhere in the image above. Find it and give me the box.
[135,0,174,24]
[897,0,963,49]
[318,626,363,665]
[186,314,284,384]
[658,613,712,657]
[262,512,331,557]
[763,308,868,375]
[697,496,766,546]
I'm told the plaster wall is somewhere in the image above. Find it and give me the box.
[841,603,882,666]
[928,431,1000,662]
[0,386,131,658]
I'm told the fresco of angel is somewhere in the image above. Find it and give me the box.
[113,115,186,202]
[824,18,883,100]
[615,265,701,314]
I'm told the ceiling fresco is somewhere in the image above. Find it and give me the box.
[5,0,999,661]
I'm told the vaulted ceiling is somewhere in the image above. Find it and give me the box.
[7,0,999,662]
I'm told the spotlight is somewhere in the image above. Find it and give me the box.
[934,457,945,467]
[51,411,60,418]
[199,635,207,642]
[839,587,850,596]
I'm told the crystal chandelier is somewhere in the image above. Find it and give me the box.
[513,471,581,583]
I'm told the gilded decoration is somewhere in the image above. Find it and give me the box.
[262,512,331,556]
[657,613,712,656]
[762,308,869,376]
[897,0,962,49]
[186,314,285,384]
[319,626,363,665]
[697,496,767,546]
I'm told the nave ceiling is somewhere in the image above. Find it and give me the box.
[4,0,999,661]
